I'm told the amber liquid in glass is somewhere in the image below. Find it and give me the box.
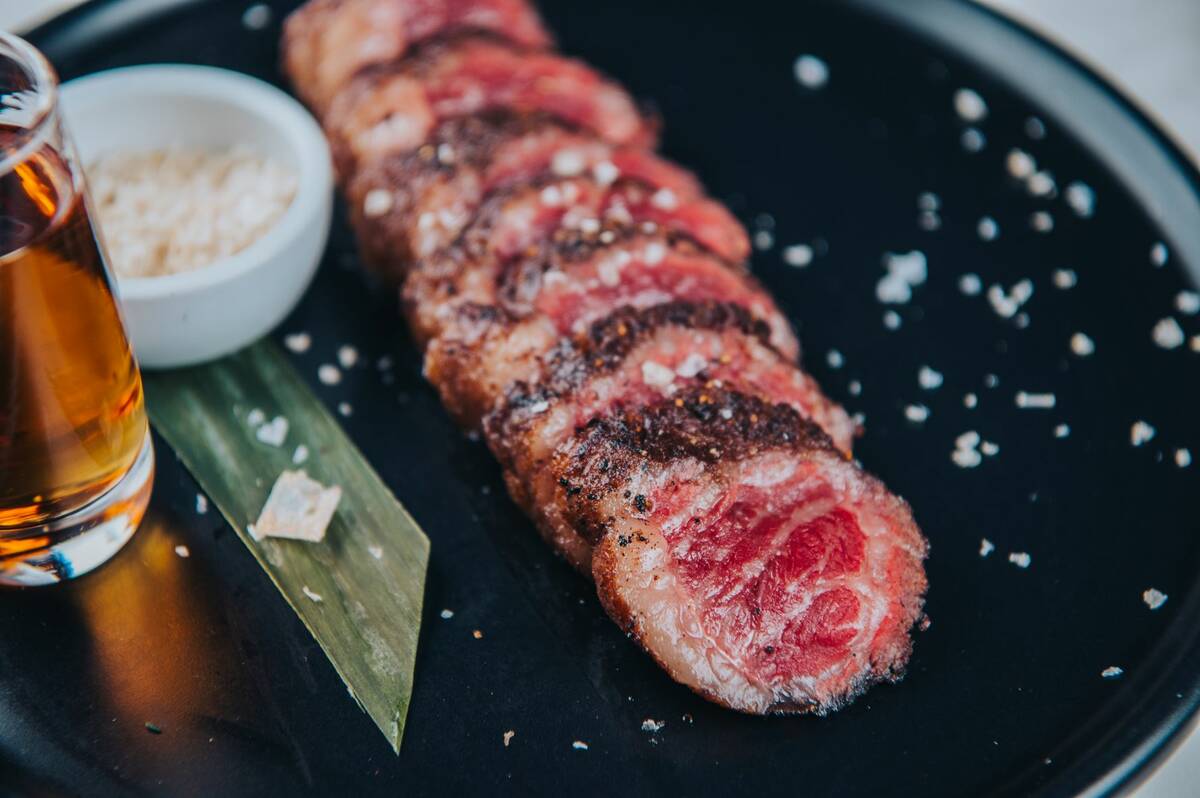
[0,130,146,531]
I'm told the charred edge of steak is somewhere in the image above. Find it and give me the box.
[580,301,773,368]
[491,300,775,433]
[346,112,576,276]
[496,227,748,311]
[555,386,836,541]
[458,173,743,267]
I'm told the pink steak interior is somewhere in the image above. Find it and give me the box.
[650,459,883,706]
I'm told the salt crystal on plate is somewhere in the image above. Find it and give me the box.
[1030,211,1054,232]
[1015,391,1055,409]
[252,470,342,543]
[753,230,774,251]
[783,244,813,267]
[317,364,342,385]
[641,719,666,733]
[1152,317,1185,349]
[337,345,358,369]
[572,741,589,751]
[848,380,862,397]
[876,251,927,304]
[964,393,978,409]
[977,216,999,241]
[1006,149,1036,180]
[952,448,982,468]
[1151,242,1169,267]
[1026,171,1056,198]
[1143,588,1168,610]
[1055,423,1071,438]
[256,416,289,446]
[826,349,844,369]
[904,404,930,423]
[368,544,384,560]
[283,332,312,353]
[246,407,266,427]
[242,3,272,30]
[918,365,943,390]
[1025,116,1047,139]
[793,54,829,89]
[1053,269,1077,289]
[338,402,353,417]
[953,88,988,122]
[302,585,323,603]
[952,431,983,468]
[980,441,999,456]
[1008,552,1031,568]
[988,280,1034,319]
[175,545,190,558]
[1101,666,1124,679]
[196,493,208,514]
[292,444,309,465]
[1070,332,1095,357]
[1131,420,1156,447]
[503,730,516,747]
[883,310,902,330]
[440,609,455,619]
[979,538,995,557]
[961,128,986,153]
[1064,181,1095,217]
[1176,448,1192,468]
[917,192,940,212]
[959,274,982,295]
[1176,291,1200,315]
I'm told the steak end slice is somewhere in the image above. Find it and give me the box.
[326,36,656,177]
[554,388,928,714]
[413,232,799,428]
[282,0,553,114]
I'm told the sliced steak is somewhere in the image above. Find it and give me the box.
[486,302,856,571]
[467,176,748,264]
[326,36,655,176]
[345,114,705,275]
[552,388,928,714]
[413,231,798,426]
[282,0,552,114]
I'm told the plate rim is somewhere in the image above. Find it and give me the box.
[27,1,1200,796]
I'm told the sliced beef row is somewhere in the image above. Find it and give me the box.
[281,0,928,717]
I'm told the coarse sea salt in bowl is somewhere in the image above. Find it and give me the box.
[59,64,333,368]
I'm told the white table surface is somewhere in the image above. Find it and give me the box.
[3,0,1198,794]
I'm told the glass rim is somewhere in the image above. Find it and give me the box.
[0,29,59,177]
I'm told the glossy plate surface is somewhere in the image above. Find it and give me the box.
[5,1,1200,795]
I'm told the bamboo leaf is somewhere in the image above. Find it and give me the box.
[142,340,429,753]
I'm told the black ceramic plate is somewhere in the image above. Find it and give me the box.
[4,0,1200,795]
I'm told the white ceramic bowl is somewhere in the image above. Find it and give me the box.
[59,64,333,369]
